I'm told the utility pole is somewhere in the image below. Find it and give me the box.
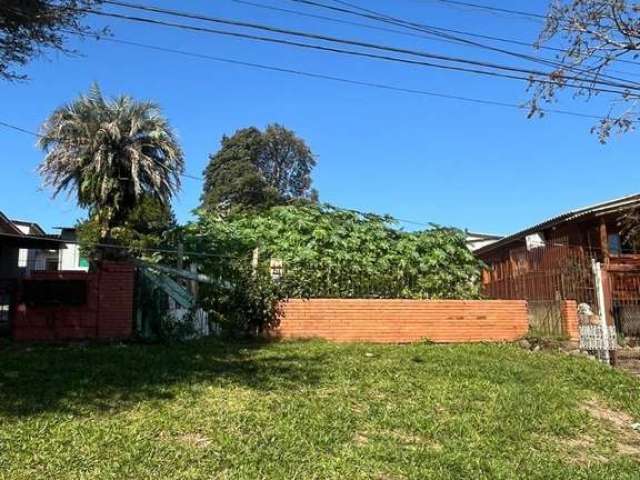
[592,259,611,365]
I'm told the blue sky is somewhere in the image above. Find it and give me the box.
[1,0,639,236]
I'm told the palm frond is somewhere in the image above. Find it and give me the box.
[38,84,184,235]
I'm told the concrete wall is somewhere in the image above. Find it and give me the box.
[274,299,529,343]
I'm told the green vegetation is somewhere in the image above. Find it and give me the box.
[187,204,482,300]
[0,1,102,81]
[1,340,639,479]
[38,84,184,245]
[77,195,177,259]
[178,204,482,334]
[201,124,317,213]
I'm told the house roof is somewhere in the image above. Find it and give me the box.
[0,210,67,248]
[465,231,503,241]
[0,232,66,249]
[0,211,23,235]
[10,219,46,236]
[475,193,640,256]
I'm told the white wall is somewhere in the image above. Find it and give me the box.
[14,224,48,271]
[466,234,501,252]
[59,242,89,271]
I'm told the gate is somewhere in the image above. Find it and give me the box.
[609,269,640,339]
[0,279,16,337]
[482,245,597,337]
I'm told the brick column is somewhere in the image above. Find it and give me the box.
[96,261,135,340]
[561,300,579,341]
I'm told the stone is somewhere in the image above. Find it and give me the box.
[518,339,531,350]
[560,341,579,351]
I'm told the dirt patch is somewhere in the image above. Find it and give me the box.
[582,400,640,458]
[160,432,211,448]
[374,474,406,480]
[353,430,441,451]
[353,432,369,446]
[564,434,609,464]
[617,355,640,378]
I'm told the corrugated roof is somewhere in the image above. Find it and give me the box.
[465,231,503,240]
[0,211,23,235]
[10,219,46,236]
[0,232,66,249]
[475,193,640,255]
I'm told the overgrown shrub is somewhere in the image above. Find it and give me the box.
[175,204,483,334]
[185,204,482,297]
[203,264,284,336]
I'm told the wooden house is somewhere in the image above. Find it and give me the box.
[476,194,640,338]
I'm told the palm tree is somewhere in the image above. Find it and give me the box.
[38,83,184,239]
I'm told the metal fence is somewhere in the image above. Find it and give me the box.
[482,246,597,336]
[0,280,15,337]
[483,245,596,302]
[18,256,63,275]
[610,270,640,338]
[267,263,479,300]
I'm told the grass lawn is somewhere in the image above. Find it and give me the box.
[1,339,639,479]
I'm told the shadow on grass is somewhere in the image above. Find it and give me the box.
[0,338,325,417]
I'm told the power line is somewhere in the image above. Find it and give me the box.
[290,0,640,86]
[87,5,640,97]
[231,0,438,40]
[1,117,435,229]
[57,237,251,259]
[99,0,640,91]
[0,121,42,136]
[422,0,546,21]
[292,0,640,68]
[0,119,204,181]
[96,36,614,121]
[0,29,622,145]
[236,0,640,85]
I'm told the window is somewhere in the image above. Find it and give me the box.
[17,249,28,268]
[609,234,622,256]
[22,280,87,307]
[525,232,546,250]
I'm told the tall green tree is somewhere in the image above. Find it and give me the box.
[77,195,177,258]
[38,84,184,241]
[201,124,317,213]
[1,1,104,81]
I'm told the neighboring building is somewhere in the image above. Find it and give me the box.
[0,210,23,278]
[465,231,502,252]
[0,211,88,276]
[475,194,640,265]
[12,219,57,272]
[55,227,90,271]
[0,211,64,336]
[477,193,640,338]
[1,211,133,342]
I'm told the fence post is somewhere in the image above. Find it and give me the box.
[190,263,199,300]
[592,259,611,364]
[177,242,184,271]
[251,247,260,278]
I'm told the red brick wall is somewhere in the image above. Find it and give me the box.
[12,262,134,342]
[560,300,579,341]
[275,299,528,343]
[96,262,135,339]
